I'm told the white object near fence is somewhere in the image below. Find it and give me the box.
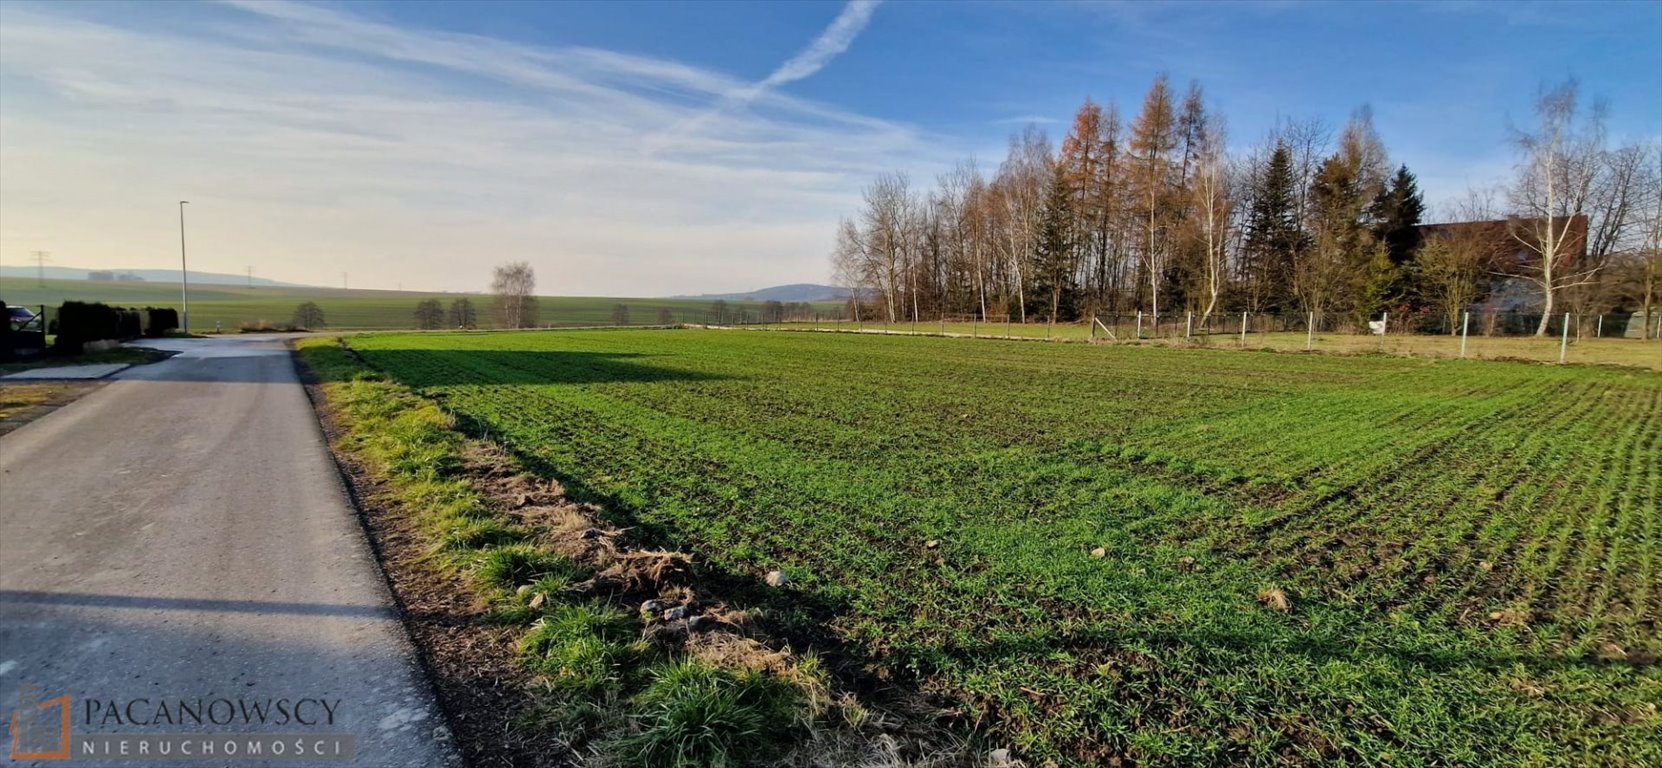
[1367,319,1387,335]
[1460,311,1470,358]
[1135,311,1142,339]
[1186,312,1193,339]
[1560,311,1570,363]
[1306,311,1314,350]
[1094,316,1117,341]
[1239,311,1248,347]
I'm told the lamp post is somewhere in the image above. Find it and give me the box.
[178,200,190,334]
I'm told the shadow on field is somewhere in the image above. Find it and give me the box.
[344,349,728,388]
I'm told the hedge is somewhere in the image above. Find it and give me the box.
[53,301,140,353]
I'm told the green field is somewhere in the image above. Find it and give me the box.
[342,329,1660,766]
[0,277,831,330]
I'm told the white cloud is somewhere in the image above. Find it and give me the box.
[0,1,940,295]
[991,115,1060,126]
[646,0,883,155]
[753,1,883,92]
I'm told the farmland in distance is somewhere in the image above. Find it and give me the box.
[345,328,1661,766]
[0,277,835,330]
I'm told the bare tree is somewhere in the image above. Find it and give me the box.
[996,127,1051,320]
[1190,115,1233,329]
[1508,80,1604,335]
[447,298,478,329]
[491,261,538,329]
[1420,193,1503,333]
[861,173,914,323]
[1640,150,1662,337]
[1130,74,1178,321]
[1568,142,1654,326]
[413,299,445,330]
[830,218,868,323]
[292,301,325,329]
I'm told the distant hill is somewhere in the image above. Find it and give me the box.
[674,283,849,302]
[0,265,307,287]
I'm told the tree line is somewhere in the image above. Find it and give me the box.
[831,76,1660,336]
[417,264,828,330]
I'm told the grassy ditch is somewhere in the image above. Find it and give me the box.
[294,337,970,767]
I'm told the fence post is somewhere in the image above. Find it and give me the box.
[1090,314,1096,341]
[1186,311,1193,339]
[1380,311,1388,351]
[1306,311,1314,350]
[1239,311,1248,348]
[1596,314,1603,339]
[1460,311,1469,358]
[1136,311,1142,340]
[1560,311,1570,363]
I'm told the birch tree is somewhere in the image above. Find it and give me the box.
[1508,80,1604,336]
[490,261,538,329]
[1190,116,1232,328]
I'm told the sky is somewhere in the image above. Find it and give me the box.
[1,1,1658,296]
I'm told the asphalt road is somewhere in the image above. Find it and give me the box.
[0,335,460,766]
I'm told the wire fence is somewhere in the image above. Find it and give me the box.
[11,299,1659,369]
[749,309,1662,370]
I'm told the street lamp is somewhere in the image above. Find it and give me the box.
[178,200,190,334]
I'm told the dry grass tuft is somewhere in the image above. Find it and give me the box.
[1257,587,1292,613]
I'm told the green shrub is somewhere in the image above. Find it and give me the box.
[470,544,577,591]
[611,660,803,768]
[433,517,524,555]
[520,603,646,694]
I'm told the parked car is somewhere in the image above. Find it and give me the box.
[7,304,37,331]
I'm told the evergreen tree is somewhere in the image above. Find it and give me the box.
[1370,165,1426,306]
[1242,143,1304,311]
[1373,165,1425,264]
[1034,164,1077,321]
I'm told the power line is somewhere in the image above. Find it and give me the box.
[31,251,50,287]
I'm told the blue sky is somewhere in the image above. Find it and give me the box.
[2,1,1658,295]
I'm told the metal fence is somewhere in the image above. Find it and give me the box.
[748,309,1661,369]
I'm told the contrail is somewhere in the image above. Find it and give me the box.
[645,0,881,154]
